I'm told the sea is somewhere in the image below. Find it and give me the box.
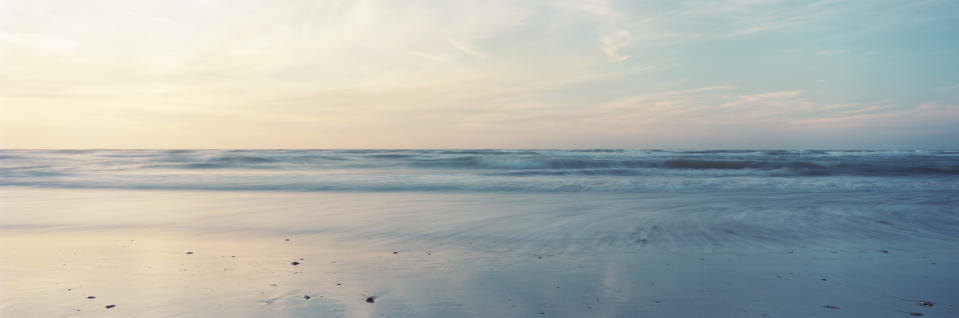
[2,149,959,249]
[1,149,957,317]
[2,149,958,193]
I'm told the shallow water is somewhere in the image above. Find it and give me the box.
[1,150,957,317]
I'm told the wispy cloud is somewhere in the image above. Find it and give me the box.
[447,39,488,60]
[600,30,632,62]
[1,0,956,148]
[816,49,846,56]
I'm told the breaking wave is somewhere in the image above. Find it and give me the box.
[1,149,957,193]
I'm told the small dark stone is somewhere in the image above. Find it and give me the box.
[655,300,662,304]
[823,305,840,310]
[87,296,96,299]
[337,283,342,286]
[291,261,300,266]
[105,305,116,309]
[908,312,924,316]
[919,300,934,307]
[393,251,398,254]
[231,256,236,258]
[539,313,545,315]
[366,296,375,303]
[186,251,193,255]
[285,238,290,242]
[881,250,889,254]
[821,278,827,281]
[537,256,542,259]
[304,295,311,300]
[638,239,648,244]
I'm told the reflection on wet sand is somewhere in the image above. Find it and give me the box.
[1,188,956,317]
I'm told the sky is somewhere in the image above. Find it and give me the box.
[1,0,958,149]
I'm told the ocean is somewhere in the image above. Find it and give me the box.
[1,149,957,317]
[2,149,958,192]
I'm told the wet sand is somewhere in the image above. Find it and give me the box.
[1,187,956,317]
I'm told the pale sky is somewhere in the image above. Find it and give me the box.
[1,0,958,149]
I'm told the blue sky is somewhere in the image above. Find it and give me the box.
[1,0,957,148]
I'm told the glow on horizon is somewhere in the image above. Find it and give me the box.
[1,0,958,149]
